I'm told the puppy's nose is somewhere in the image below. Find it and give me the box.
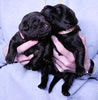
[41,23,49,30]
[44,24,48,29]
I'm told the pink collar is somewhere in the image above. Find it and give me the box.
[58,26,76,35]
[20,32,25,39]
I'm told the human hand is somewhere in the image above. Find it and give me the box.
[4,40,38,66]
[52,36,76,72]
[52,33,92,73]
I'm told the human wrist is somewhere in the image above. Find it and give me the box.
[86,60,95,74]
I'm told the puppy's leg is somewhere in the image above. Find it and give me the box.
[6,33,23,64]
[6,37,18,63]
[24,45,45,70]
[62,72,76,96]
[43,42,53,63]
[38,43,53,89]
[6,41,17,63]
[73,35,86,76]
[24,55,42,70]
[49,75,61,93]
[38,65,49,89]
[75,48,85,76]
[56,34,85,76]
[74,37,85,76]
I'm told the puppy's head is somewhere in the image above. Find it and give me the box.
[19,12,51,40]
[41,4,78,33]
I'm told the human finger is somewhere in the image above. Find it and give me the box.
[55,58,75,72]
[53,49,70,67]
[55,58,70,70]
[51,36,74,59]
[17,40,38,53]
[55,63,64,72]
[20,60,30,66]
[55,57,75,72]
[53,48,74,67]
[53,49,75,72]
[52,36,66,54]
[16,54,34,62]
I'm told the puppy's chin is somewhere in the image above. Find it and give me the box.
[19,29,51,40]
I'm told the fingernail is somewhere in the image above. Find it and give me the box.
[51,35,55,39]
[30,40,38,45]
[29,54,34,59]
[33,41,38,44]
[51,35,57,41]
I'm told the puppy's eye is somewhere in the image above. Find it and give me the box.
[33,21,38,26]
[22,21,29,31]
[32,19,39,26]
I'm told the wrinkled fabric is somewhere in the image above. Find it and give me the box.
[0,0,98,100]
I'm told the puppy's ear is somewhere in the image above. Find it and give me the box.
[41,5,53,16]
[55,4,78,26]
[67,8,78,25]
[41,5,57,23]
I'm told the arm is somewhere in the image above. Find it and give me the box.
[0,26,7,66]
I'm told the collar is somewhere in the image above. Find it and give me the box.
[20,32,25,39]
[58,26,76,35]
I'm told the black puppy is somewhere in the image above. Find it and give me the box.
[5,12,53,88]
[41,4,87,96]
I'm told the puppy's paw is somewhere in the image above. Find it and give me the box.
[38,83,46,89]
[6,56,14,64]
[24,64,31,70]
[48,86,52,93]
[76,68,85,76]
[62,84,70,96]
[24,63,39,70]
[62,89,70,96]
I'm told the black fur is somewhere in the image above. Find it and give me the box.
[41,4,86,96]
[5,12,54,89]
[6,5,89,96]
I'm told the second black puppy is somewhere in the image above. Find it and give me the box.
[5,12,53,89]
[41,4,86,96]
